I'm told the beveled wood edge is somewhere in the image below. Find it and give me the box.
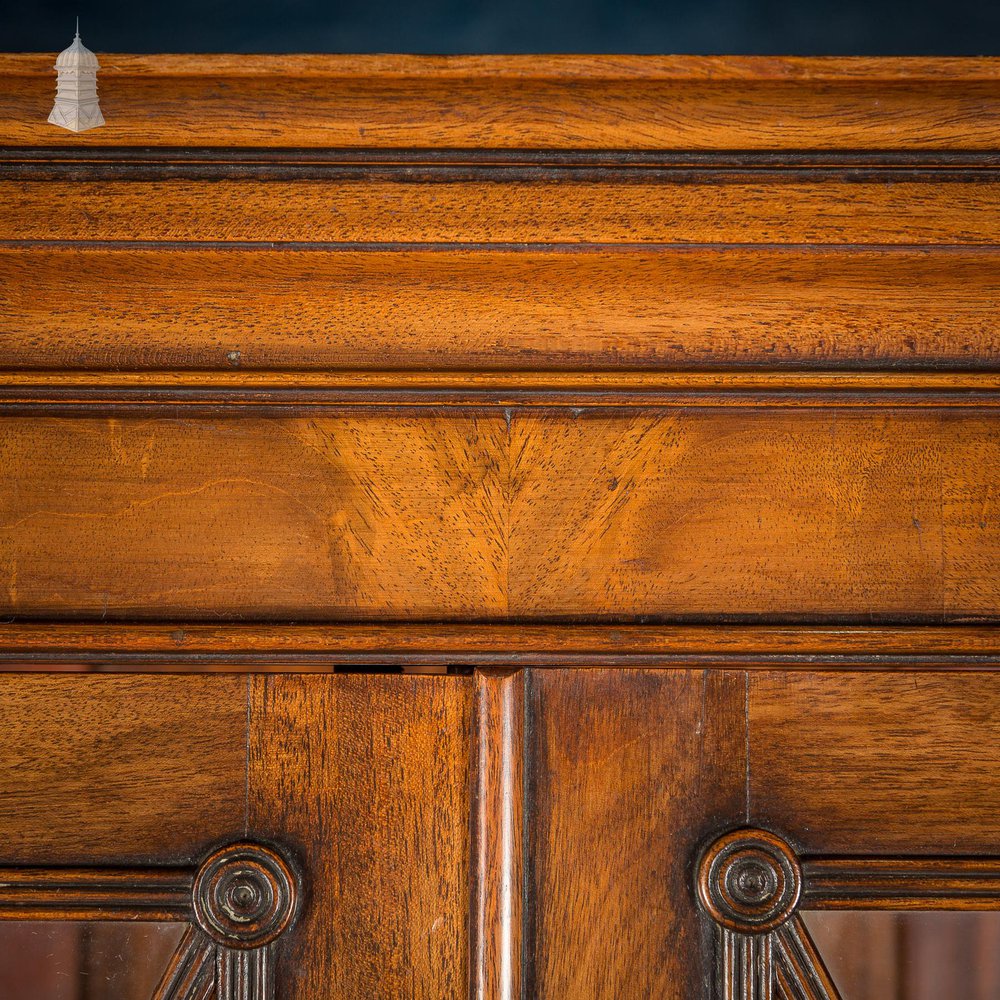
[1,624,999,670]
[772,919,841,1000]
[699,828,1000,999]
[10,371,1000,390]
[152,925,217,1000]
[6,54,1000,80]
[470,669,524,1000]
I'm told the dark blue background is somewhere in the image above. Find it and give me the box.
[7,0,1000,55]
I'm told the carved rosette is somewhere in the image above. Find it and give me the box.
[697,827,802,935]
[696,828,840,1000]
[153,841,301,1000]
[192,842,299,949]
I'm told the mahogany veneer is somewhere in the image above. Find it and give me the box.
[2,54,1000,1000]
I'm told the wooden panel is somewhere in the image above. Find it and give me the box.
[0,413,506,619]
[749,671,1000,854]
[0,674,245,863]
[4,247,1000,371]
[527,668,745,999]
[247,673,472,1000]
[8,179,1000,245]
[2,409,1000,620]
[509,408,1000,619]
[4,55,1000,149]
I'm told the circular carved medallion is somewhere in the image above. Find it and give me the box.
[192,842,300,949]
[696,828,801,933]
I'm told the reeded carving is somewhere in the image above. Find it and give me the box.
[698,828,802,935]
[192,842,299,949]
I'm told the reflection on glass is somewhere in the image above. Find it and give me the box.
[0,922,185,1000]
[802,910,1000,1000]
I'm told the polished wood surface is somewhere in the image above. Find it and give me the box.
[4,55,1000,149]
[0,675,245,864]
[471,670,524,1000]
[750,671,1000,854]
[248,674,472,1000]
[4,247,1000,372]
[526,668,744,998]
[2,409,996,620]
[9,178,1000,245]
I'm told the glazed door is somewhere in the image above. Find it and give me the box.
[3,665,999,999]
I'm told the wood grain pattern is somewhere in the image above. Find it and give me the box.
[0,674,245,864]
[527,668,745,999]
[4,55,1000,149]
[0,413,507,619]
[9,179,1000,245]
[4,247,1000,371]
[2,408,999,621]
[247,673,472,1000]
[509,408,1000,620]
[749,671,1000,854]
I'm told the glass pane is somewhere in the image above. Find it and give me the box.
[802,910,1000,1000]
[0,922,186,1000]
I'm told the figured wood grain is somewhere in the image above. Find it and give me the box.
[8,179,1000,245]
[2,408,999,620]
[0,413,507,619]
[0,674,245,863]
[749,671,1000,854]
[4,247,1000,371]
[247,673,472,1000]
[527,668,745,999]
[508,408,1000,619]
[4,55,1000,149]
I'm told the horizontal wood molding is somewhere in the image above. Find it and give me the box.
[803,858,1000,909]
[4,55,1000,149]
[1,371,1000,409]
[1,624,999,668]
[1,408,997,622]
[4,246,1000,373]
[0,867,193,921]
[9,176,1000,245]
